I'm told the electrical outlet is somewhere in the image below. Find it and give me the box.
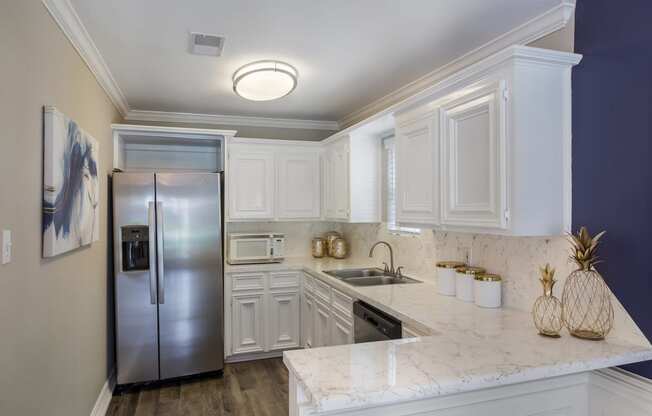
[2,229,11,265]
[459,245,472,265]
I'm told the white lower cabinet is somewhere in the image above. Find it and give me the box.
[268,291,300,351]
[227,270,301,359]
[301,291,315,348]
[331,311,354,346]
[302,275,354,349]
[231,293,266,355]
[227,269,355,360]
[313,297,332,348]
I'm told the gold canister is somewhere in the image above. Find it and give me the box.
[324,231,341,256]
[311,238,326,258]
[331,238,349,259]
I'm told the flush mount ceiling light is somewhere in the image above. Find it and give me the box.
[232,60,298,101]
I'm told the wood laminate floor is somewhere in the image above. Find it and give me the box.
[106,358,289,416]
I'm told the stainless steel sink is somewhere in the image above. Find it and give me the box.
[323,268,421,286]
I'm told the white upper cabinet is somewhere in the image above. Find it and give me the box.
[277,151,321,219]
[323,139,350,220]
[395,112,440,226]
[323,134,381,223]
[393,46,582,236]
[440,81,507,230]
[226,140,321,221]
[227,135,379,223]
[227,146,275,220]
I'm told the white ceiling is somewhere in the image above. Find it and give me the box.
[71,0,561,122]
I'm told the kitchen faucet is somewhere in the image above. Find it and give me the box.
[369,241,403,278]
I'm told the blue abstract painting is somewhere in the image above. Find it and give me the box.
[42,106,100,257]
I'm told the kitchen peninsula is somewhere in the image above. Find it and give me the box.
[276,259,652,416]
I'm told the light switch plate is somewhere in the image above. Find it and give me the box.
[2,229,11,264]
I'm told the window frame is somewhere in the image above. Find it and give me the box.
[383,136,421,235]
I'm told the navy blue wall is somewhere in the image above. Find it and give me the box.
[572,0,652,378]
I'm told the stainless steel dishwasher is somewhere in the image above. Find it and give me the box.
[353,301,402,343]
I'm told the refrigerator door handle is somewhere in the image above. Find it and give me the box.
[147,201,157,305]
[156,201,165,304]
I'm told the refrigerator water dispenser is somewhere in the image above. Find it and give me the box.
[121,225,150,271]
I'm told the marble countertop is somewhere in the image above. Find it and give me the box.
[226,257,652,414]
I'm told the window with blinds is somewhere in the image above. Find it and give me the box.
[384,137,421,234]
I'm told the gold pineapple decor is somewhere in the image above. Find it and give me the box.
[561,227,614,340]
[533,264,563,337]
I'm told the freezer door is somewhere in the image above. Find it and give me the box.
[113,173,160,384]
[156,173,224,379]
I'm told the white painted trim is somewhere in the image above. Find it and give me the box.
[337,1,576,128]
[288,371,590,416]
[125,110,340,131]
[591,368,652,408]
[328,45,581,143]
[225,349,286,363]
[40,0,337,131]
[42,0,129,116]
[111,123,237,137]
[229,137,323,147]
[89,373,114,416]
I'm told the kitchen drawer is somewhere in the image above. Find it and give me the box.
[230,272,266,292]
[269,271,301,290]
[303,273,315,293]
[331,287,353,317]
[313,277,332,303]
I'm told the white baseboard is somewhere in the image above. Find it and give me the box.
[90,372,114,416]
[590,368,652,416]
[225,349,291,363]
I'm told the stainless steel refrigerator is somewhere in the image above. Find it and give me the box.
[113,172,223,385]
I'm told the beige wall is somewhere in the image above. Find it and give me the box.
[0,2,122,415]
[528,13,575,52]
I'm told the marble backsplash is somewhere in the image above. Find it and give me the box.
[340,223,648,345]
[340,223,572,312]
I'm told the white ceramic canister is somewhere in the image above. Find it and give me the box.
[436,261,466,296]
[455,266,486,302]
[474,273,502,308]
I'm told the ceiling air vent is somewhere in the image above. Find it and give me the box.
[189,32,225,56]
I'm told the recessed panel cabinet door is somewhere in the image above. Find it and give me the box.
[277,152,320,219]
[333,142,350,220]
[268,291,300,351]
[323,140,350,221]
[330,312,353,346]
[395,114,440,225]
[440,82,507,229]
[228,148,275,220]
[231,293,265,355]
[301,292,315,348]
[313,298,331,347]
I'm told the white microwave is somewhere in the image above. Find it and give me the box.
[227,233,285,265]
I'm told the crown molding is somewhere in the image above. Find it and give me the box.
[112,123,237,137]
[44,0,574,132]
[125,109,339,131]
[42,0,130,116]
[338,1,576,128]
